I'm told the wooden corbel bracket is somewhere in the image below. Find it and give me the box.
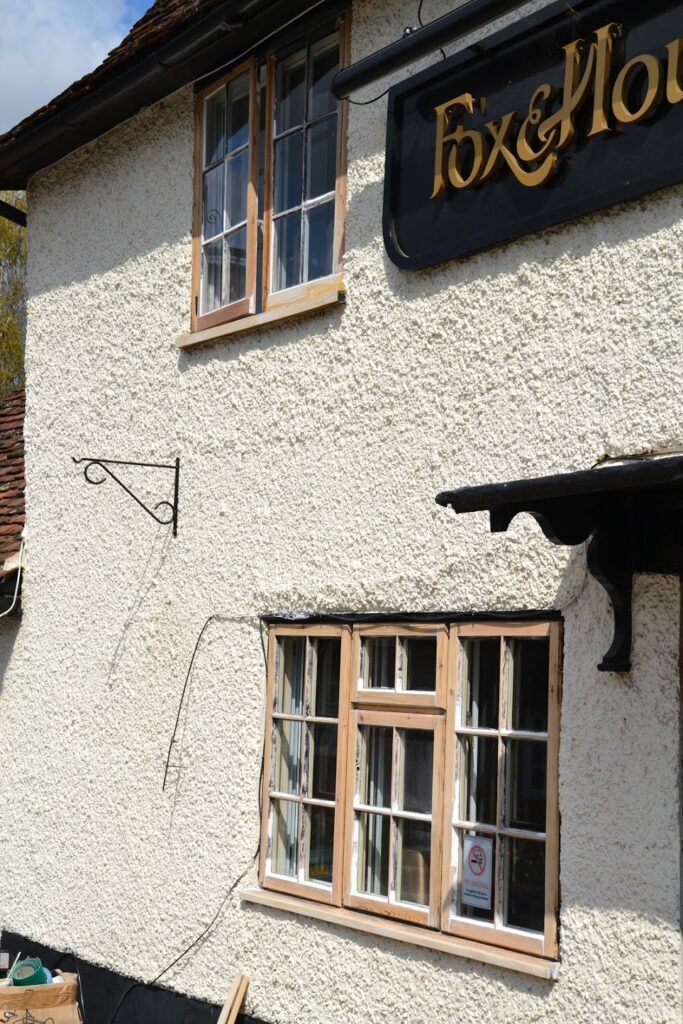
[436,457,683,673]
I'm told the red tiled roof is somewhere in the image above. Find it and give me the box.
[0,386,25,575]
[0,0,227,147]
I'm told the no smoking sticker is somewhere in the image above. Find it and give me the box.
[463,835,493,910]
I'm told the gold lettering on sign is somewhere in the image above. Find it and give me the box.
[613,54,664,124]
[665,39,683,104]
[432,93,477,196]
[430,21,681,198]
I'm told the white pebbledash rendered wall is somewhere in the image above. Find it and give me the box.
[0,0,680,1021]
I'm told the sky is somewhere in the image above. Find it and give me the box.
[0,0,153,133]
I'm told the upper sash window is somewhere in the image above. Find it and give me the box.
[193,19,348,334]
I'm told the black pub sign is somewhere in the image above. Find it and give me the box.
[383,0,683,269]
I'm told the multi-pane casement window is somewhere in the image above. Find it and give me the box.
[442,624,560,958]
[260,620,561,962]
[192,19,348,333]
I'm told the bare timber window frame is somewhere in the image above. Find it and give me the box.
[191,15,350,336]
[258,620,561,967]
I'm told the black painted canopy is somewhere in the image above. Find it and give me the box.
[436,455,683,672]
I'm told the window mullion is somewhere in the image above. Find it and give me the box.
[298,637,314,881]
[388,726,399,902]
[494,637,507,930]
[299,41,310,284]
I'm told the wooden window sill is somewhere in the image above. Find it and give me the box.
[177,275,346,350]
[241,888,560,980]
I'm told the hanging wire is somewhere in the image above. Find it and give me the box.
[109,613,269,1024]
[417,0,447,59]
[342,0,447,105]
[107,849,259,1024]
[162,614,218,791]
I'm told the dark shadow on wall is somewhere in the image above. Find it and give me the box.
[0,616,20,703]
[1,931,270,1024]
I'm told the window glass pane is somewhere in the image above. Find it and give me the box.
[309,723,337,800]
[357,812,389,897]
[277,51,306,133]
[397,819,431,905]
[226,71,250,153]
[226,149,248,228]
[306,118,337,200]
[313,637,340,717]
[511,638,549,732]
[204,88,225,165]
[271,799,298,877]
[274,132,304,213]
[456,829,495,921]
[462,735,497,825]
[309,39,339,120]
[360,726,392,808]
[507,739,547,831]
[274,719,302,795]
[398,729,433,813]
[201,240,222,313]
[276,636,305,714]
[202,163,224,239]
[225,227,247,305]
[505,837,545,932]
[273,211,302,291]
[305,202,334,281]
[305,804,334,884]
[363,636,395,689]
[463,638,499,729]
[401,636,437,692]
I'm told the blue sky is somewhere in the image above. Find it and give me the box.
[0,1,154,133]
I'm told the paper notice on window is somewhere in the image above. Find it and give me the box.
[462,835,493,910]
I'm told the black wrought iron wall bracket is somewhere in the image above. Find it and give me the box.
[436,456,683,673]
[73,456,180,536]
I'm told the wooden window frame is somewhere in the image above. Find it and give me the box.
[350,622,448,710]
[259,624,351,906]
[441,622,561,959]
[258,619,561,964]
[343,708,445,928]
[191,15,350,337]
[192,59,259,332]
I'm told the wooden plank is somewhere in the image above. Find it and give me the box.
[258,627,276,887]
[544,621,562,959]
[217,973,249,1024]
[190,89,204,333]
[176,276,345,349]
[332,627,352,907]
[193,60,259,334]
[456,621,552,637]
[261,55,276,312]
[333,12,351,273]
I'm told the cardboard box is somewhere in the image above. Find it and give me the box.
[0,971,81,1023]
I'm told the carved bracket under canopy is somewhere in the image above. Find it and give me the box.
[436,455,683,672]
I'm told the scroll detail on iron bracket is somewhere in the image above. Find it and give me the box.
[73,457,180,537]
[436,456,683,673]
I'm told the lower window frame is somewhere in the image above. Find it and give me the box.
[259,618,561,963]
[259,623,351,907]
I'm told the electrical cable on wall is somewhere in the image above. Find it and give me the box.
[417,0,447,59]
[109,613,269,1024]
[0,534,25,619]
[343,0,447,104]
[108,849,259,1024]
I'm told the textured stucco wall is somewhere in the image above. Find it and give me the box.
[0,0,681,1021]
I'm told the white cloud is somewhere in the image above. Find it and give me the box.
[0,1,147,133]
